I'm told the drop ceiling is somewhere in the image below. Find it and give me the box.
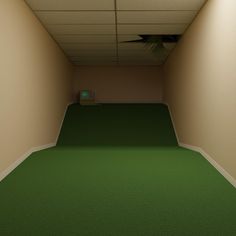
[25,0,207,65]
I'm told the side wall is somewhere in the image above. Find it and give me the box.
[164,0,236,180]
[0,0,74,176]
[73,66,163,103]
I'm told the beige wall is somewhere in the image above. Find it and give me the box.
[74,66,163,103]
[164,0,236,179]
[0,0,74,174]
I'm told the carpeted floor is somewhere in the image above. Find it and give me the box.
[57,104,178,147]
[0,104,236,235]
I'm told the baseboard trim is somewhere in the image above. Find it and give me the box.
[0,143,56,182]
[0,102,73,182]
[164,101,236,188]
[179,143,236,188]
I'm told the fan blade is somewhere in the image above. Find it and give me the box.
[139,35,151,40]
[121,39,144,43]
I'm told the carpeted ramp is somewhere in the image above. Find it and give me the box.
[57,104,178,147]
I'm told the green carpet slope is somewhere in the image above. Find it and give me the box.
[57,104,178,146]
[0,104,235,235]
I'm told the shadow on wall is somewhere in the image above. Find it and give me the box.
[57,104,178,147]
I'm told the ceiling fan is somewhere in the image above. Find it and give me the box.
[122,34,181,57]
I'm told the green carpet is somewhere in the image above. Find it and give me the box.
[0,104,236,236]
[57,104,178,146]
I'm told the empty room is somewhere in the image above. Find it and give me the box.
[0,0,236,235]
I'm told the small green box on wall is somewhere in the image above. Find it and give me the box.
[80,90,91,100]
[79,90,96,105]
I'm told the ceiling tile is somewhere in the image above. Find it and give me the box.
[60,43,117,51]
[26,0,114,10]
[117,0,206,10]
[118,42,173,65]
[46,25,116,35]
[70,57,117,62]
[118,24,188,34]
[54,35,116,43]
[35,11,115,25]
[119,55,157,62]
[118,57,166,65]
[117,11,197,24]
[73,61,118,65]
[119,49,160,59]
[67,50,117,57]
[26,0,206,65]
[118,59,162,66]
[70,55,117,61]
[118,42,148,51]
[119,50,155,57]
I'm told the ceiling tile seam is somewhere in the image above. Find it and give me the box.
[60,43,117,44]
[51,34,181,36]
[33,10,199,12]
[54,34,117,36]
[60,42,179,44]
[45,23,190,26]
[53,33,117,37]
[52,34,179,36]
[46,24,116,25]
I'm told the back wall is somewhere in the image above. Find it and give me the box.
[73,66,163,103]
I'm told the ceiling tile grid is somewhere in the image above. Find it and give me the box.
[35,11,116,25]
[25,0,207,65]
[54,35,117,44]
